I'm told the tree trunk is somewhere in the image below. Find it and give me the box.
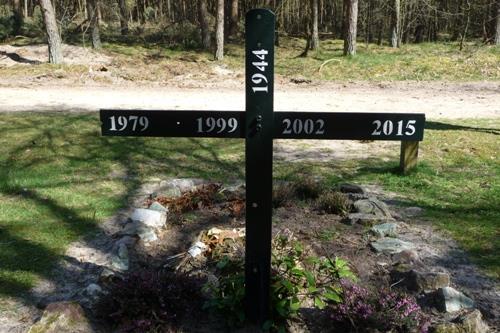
[229,0,238,38]
[343,0,358,56]
[86,0,101,49]
[118,0,129,35]
[311,0,320,50]
[495,0,500,45]
[390,0,400,47]
[215,0,224,60]
[13,0,23,35]
[39,0,63,64]
[198,0,211,49]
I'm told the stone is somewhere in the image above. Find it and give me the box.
[371,222,399,237]
[433,310,489,333]
[353,198,392,217]
[413,271,450,292]
[83,283,103,300]
[338,183,365,194]
[149,201,168,213]
[130,208,166,229]
[28,302,94,333]
[371,238,415,254]
[391,268,450,292]
[436,287,475,313]
[344,213,390,226]
[111,243,129,271]
[159,178,205,193]
[136,225,158,244]
[403,206,424,217]
[392,249,422,265]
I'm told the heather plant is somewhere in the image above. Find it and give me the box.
[315,190,351,216]
[96,269,204,332]
[329,279,430,333]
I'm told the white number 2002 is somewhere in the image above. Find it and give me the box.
[372,120,416,136]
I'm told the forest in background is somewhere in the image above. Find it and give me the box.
[0,0,499,64]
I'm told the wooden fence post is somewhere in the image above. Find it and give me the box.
[400,141,419,173]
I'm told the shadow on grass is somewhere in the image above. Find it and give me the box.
[426,121,500,135]
[0,112,244,308]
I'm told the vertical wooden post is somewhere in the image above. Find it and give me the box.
[245,9,275,325]
[400,141,419,173]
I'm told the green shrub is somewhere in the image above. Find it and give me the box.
[273,181,296,208]
[204,237,356,331]
[0,14,15,41]
[295,176,324,200]
[315,191,351,216]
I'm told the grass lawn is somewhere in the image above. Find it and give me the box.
[2,36,499,83]
[0,113,498,300]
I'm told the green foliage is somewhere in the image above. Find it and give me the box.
[294,176,324,200]
[204,236,356,331]
[272,181,296,208]
[203,256,246,327]
[0,14,15,41]
[315,191,351,216]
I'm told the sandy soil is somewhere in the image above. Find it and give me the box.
[0,82,499,119]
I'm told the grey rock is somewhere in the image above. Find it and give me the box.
[414,271,450,292]
[434,310,489,333]
[115,235,137,247]
[371,238,415,254]
[28,302,94,333]
[130,208,166,229]
[371,222,399,237]
[149,201,168,213]
[403,206,424,217]
[354,198,392,217]
[392,249,422,265]
[436,287,475,313]
[339,183,365,194]
[159,178,205,194]
[391,269,450,292]
[136,225,158,244]
[111,243,129,271]
[83,283,103,299]
[345,213,391,226]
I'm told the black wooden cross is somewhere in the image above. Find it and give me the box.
[100,9,425,325]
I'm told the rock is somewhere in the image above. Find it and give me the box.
[83,283,103,300]
[149,201,168,213]
[392,249,422,265]
[115,235,136,247]
[371,238,415,254]
[413,271,450,292]
[159,178,205,193]
[391,268,450,292]
[371,222,399,237]
[28,302,94,333]
[436,287,475,313]
[338,183,365,194]
[353,198,392,217]
[403,206,424,217]
[344,213,391,226]
[130,208,166,229]
[434,310,489,333]
[136,225,158,244]
[111,243,129,271]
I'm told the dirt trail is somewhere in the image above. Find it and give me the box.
[0,82,499,119]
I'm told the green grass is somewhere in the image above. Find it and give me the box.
[3,36,498,82]
[0,114,498,301]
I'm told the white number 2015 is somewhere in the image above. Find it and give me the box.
[109,116,149,132]
[371,120,416,136]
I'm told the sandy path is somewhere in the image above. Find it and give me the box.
[0,82,499,119]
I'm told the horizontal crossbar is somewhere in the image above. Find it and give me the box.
[100,109,425,141]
